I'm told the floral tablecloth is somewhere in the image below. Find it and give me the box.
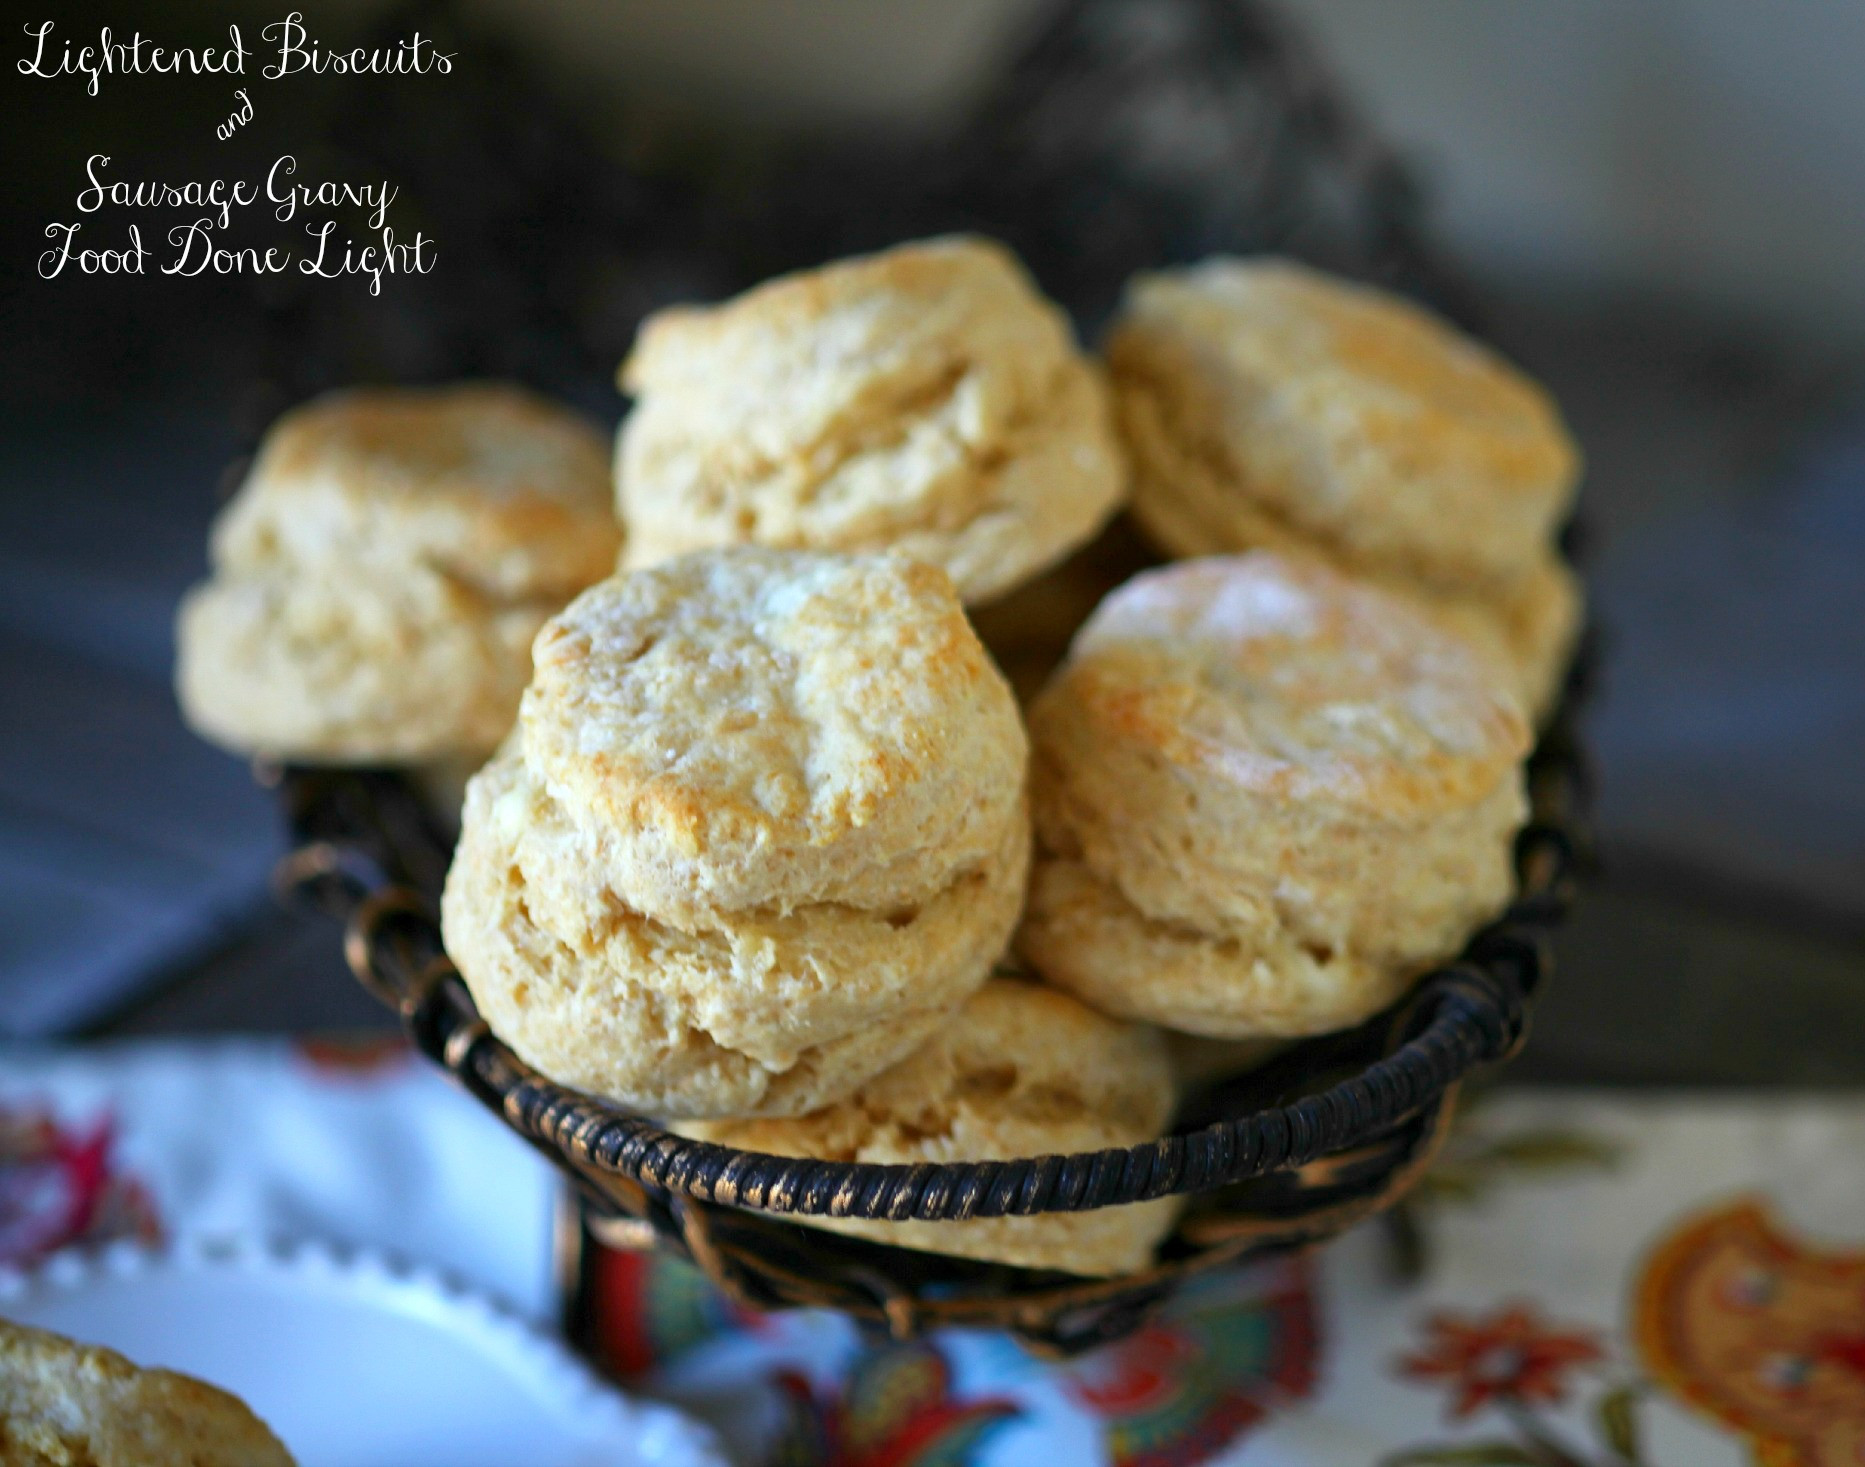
[3,1039,1862,1466]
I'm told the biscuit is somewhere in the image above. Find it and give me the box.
[445,737,1029,1117]
[1418,553,1582,720]
[518,547,1028,922]
[676,979,1181,1276]
[0,1318,297,1467]
[617,236,1127,605]
[177,563,551,763]
[1107,258,1579,595]
[1130,462,1580,717]
[1120,453,1580,719]
[441,549,1032,1118]
[212,383,619,599]
[1017,554,1530,1038]
[176,383,619,764]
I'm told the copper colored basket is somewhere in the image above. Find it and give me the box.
[270,629,1590,1356]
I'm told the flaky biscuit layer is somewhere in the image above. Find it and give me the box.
[443,737,1029,1117]
[1108,257,1578,595]
[1018,554,1528,1038]
[176,562,551,762]
[618,236,1127,604]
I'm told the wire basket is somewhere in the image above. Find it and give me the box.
[270,623,1589,1355]
[249,0,1587,1356]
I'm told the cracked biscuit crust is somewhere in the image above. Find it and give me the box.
[441,549,1032,1118]
[676,979,1180,1275]
[1017,554,1529,1039]
[0,1319,297,1467]
[520,548,1028,921]
[617,236,1127,604]
[1108,257,1578,595]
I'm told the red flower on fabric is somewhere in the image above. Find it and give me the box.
[1397,1301,1605,1420]
[0,1107,161,1269]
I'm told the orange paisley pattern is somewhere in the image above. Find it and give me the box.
[1634,1197,1865,1467]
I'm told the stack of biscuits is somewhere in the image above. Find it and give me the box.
[182,235,1580,1280]
[439,548,1033,1119]
[1105,258,1581,717]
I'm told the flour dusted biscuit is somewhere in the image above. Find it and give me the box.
[176,383,620,764]
[441,548,1032,1118]
[676,979,1181,1276]
[1134,472,1580,716]
[1107,259,1582,713]
[1017,554,1530,1039]
[1126,466,1581,719]
[522,546,1029,921]
[617,236,1127,604]
[0,1318,296,1467]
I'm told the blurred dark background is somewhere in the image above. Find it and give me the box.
[3,0,1862,1081]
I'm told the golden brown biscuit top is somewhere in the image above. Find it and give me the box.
[618,237,1083,533]
[623,234,1062,404]
[0,1318,297,1466]
[1117,258,1578,509]
[1042,554,1529,815]
[616,234,1126,606]
[213,383,619,598]
[520,548,1026,915]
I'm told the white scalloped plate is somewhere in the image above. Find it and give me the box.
[0,1239,726,1467]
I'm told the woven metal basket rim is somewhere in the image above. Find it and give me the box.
[420,947,1525,1220]
[281,630,1589,1228]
